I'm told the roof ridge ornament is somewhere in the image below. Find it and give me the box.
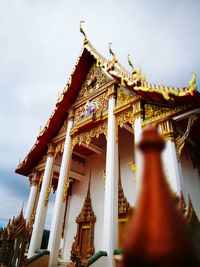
[127,54,136,75]
[80,21,88,45]
[109,43,117,65]
[188,72,197,92]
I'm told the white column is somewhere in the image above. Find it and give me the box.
[103,86,118,267]
[25,172,39,224]
[133,116,143,199]
[160,121,182,194]
[163,139,182,194]
[48,114,73,267]
[27,144,55,258]
[61,194,72,261]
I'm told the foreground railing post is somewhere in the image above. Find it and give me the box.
[123,125,198,267]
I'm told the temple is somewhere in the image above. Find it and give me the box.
[15,28,200,267]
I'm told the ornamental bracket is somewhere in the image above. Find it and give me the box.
[175,114,198,159]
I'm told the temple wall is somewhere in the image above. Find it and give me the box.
[64,145,106,261]
[180,150,200,219]
[118,127,136,206]
[63,127,136,261]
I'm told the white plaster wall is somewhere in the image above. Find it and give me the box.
[180,150,200,219]
[118,127,137,206]
[63,127,136,261]
[64,143,106,261]
[71,159,85,175]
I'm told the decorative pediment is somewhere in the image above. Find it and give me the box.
[77,63,111,100]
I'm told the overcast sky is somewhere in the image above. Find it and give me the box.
[0,0,200,229]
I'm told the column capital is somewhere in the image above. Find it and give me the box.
[107,84,118,99]
[68,108,75,121]
[29,171,40,186]
[47,143,56,157]
[132,101,143,119]
[159,120,174,142]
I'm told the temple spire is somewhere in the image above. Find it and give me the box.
[87,169,91,198]
[118,157,131,217]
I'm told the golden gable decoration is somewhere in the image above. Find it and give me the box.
[74,91,108,125]
[77,63,111,100]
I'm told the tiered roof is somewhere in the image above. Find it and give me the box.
[16,34,200,176]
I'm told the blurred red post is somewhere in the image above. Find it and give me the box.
[122,125,199,267]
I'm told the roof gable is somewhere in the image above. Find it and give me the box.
[16,39,200,176]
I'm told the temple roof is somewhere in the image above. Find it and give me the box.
[16,38,200,176]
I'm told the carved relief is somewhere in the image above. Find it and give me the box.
[44,183,51,207]
[143,105,188,126]
[29,172,40,187]
[159,120,174,141]
[116,109,136,128]
[118,158,132,249]
[74,92,108,125]
[175,115,198,159]
[58,120,68,135]
[55,142,65,158]
[116,88,138,107]
[29,211,36,231]
[71,173,96,265]
[144,103,172,121]
[77,63,110,100]
[72,122,107,149]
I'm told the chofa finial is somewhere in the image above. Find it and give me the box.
[188,72,197,91]
[109,43,117,64]
[80,21,88,45]
[127,54,136,75]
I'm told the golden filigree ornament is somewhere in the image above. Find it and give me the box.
[58,120,68,134]
[71,173,96,264]
[63,180,70,202]
[143,105,188,126]
[127,161,136,173]
[47,143,55,157]
[116,88,138,108]
[116,110,136,129]
[77,63,110,100]
[54,142,65,158]
[144,104,172,121]
[185,194,200,227]
[176,114,198,159]
[29,211,36,231]
[72,122,107,150]
[100,169,106,180]
[100,170,106,190]
[74,92,108,125]
[159,120,174,141]
[44,183,51,207]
